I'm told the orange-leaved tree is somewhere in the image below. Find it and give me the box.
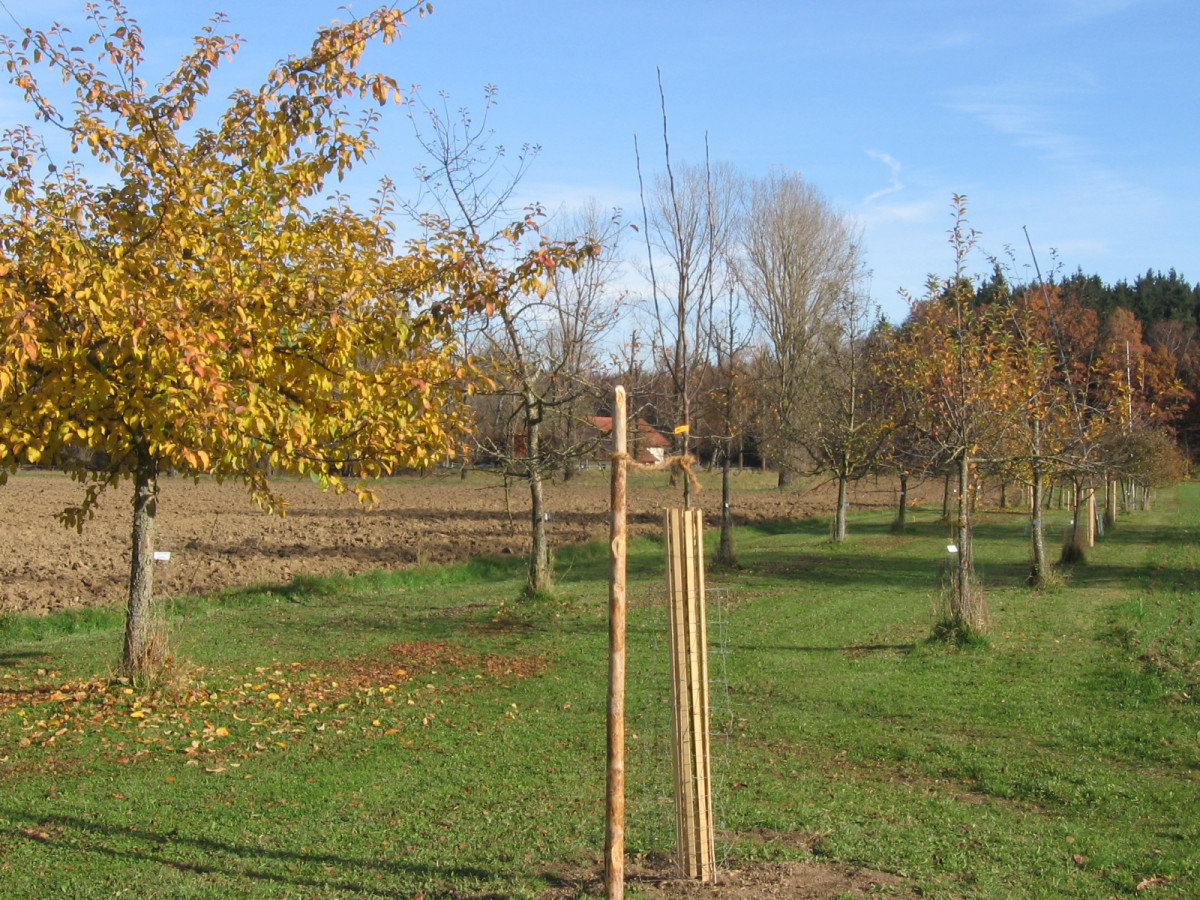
[0,2,578,675]
[879,197,1037,636]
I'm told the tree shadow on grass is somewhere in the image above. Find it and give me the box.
[731,642,918,655]
[742,518,828,538]
[1,806,505,899]
[0,650,49,667]
[744,553,937,591]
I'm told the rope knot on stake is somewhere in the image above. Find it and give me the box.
[610,451,702,496]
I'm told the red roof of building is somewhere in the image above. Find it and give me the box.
[588,416,672,447]
[587,416,673,465]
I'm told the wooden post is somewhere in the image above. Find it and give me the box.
[1083,485,1096,548]
[605,387,629,900]
[1104,476,1117,531]
[666,508,715,881]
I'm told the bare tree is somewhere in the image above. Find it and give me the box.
[799,288,885,541]
[403,84,537,238]
[470,205,623,593]
[543,203,628,483]
[404,90,614,595]
[635,78,740,506]
[738,169,866,488]
[703,287,755,565]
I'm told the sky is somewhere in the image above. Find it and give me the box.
[0,0,1195,324]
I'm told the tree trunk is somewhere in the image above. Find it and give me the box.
[832,474,848,542]
[1062,480,1094,563]
[716,444,736,566]
[1103,477,1117,531]
[941,469,952,523]
[951,453,985,633]
[526,414,552,595]
[776,466,793,489]
[1028,465,1049,586]
[1081,484,1096,548]
[124,449,163,676]
[954,456,971,614]
[681,389,693,511]
[562,416,577,483]
[528,466,552,593]
[892,471,909,533]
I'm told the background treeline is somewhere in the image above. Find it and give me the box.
[1024,267,1200,456]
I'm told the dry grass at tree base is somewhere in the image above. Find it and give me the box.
[0,470,936,615]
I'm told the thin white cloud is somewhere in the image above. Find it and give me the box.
[864,149,905,203]
[948,86,1094,167]
[943,80,1148,211]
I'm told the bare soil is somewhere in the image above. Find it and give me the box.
[633,860,913,899]
[543,853,919,899]
[0,468,927,615]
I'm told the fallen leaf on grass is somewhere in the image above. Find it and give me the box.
[1137,875,1169,890]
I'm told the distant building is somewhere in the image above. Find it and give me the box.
[586,416,672,466]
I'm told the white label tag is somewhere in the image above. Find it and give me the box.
[153,551,172,562]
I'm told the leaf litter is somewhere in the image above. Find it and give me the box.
[0,640,545,771]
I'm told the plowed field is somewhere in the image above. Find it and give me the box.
[0,469,934,614]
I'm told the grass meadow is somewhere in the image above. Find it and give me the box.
[0,479,1197,898]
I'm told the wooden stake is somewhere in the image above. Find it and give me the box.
[666,508,715,881]
[605,387,629,900]
[1083,485,1097,548]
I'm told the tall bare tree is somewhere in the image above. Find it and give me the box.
[738,169,866,487]
[635,79,739,506]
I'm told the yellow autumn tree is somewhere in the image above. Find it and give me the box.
[0,2,583,675]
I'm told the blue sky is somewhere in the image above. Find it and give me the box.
[0,0,1195,323]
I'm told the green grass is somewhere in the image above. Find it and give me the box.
[0,484,1197,897]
